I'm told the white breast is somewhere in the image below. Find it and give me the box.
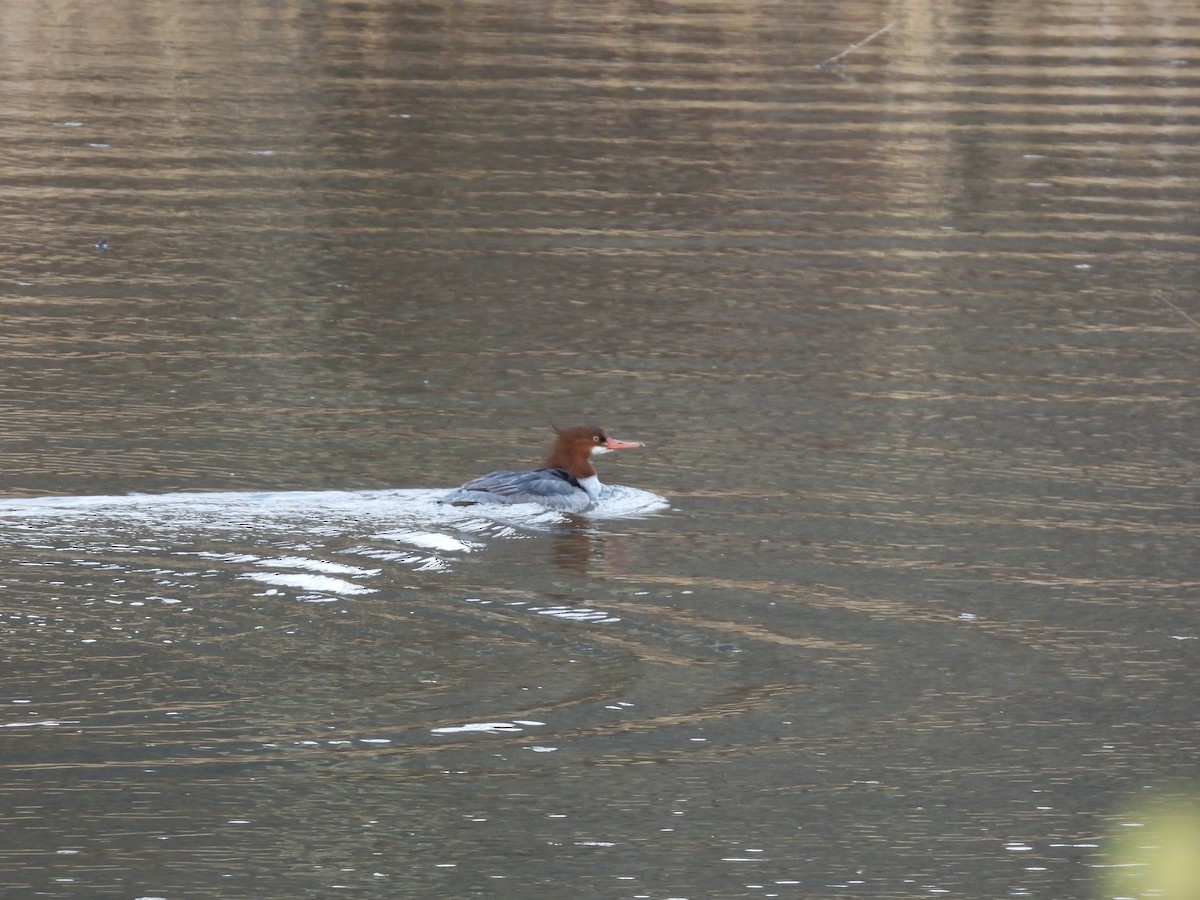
[578,475,603,502]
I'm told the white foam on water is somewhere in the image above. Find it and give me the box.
[0,486,669,590]
[0,485,667,530]
[243,572,377,596]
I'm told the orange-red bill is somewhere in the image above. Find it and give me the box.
[604,436,645,451]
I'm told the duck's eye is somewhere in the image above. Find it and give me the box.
[593,434,603,443]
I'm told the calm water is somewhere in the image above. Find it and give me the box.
[1,1,1198,897]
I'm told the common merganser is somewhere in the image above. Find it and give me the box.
[441,424,645,513]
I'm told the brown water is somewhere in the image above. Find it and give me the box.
[1,1,1198,898]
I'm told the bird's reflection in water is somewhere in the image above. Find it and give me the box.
[551,524,642,577]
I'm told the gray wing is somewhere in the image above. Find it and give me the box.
[441,468,590,512]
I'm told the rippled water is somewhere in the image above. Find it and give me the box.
[2,0,1198,897]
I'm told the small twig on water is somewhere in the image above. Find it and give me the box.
[1152,291,1200,331]
[815,20,897,69]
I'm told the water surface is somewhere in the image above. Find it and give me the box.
[1,1,1198,897]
